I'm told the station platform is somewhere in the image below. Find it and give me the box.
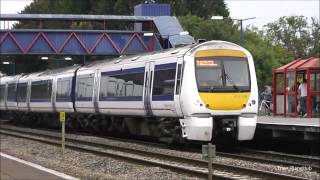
[0,152,77,180]
[256,116,320,141]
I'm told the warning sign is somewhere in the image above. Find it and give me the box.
[59,112,65,123]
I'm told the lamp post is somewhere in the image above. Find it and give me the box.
[144,31,189,49]
[211,16,256,46]
[2,61,15,75]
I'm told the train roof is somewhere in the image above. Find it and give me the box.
[0,74,22,84]
[21,65,81,81]
[0,40,248,81]
[80,40,246,71]
[82,43,197,70]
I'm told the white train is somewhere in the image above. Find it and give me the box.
[0,40,258,143]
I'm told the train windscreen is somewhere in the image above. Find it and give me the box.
[195,56,250,92]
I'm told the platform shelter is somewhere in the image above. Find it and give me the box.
[273,57,319,118]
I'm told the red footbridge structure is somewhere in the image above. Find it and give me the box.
[0,4,194,56]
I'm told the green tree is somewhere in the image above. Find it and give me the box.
[264,16,319,58]
[309,17,320,57]
[244,29,293,85]
[179,15,237,42]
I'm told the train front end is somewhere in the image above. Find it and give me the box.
[180,41,258,142]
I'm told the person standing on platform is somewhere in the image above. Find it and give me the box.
[298,78,307,117]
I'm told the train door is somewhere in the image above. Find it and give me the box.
[52,76,57,112]
[174,57,184,117]
[150,61,178,117]
[143,61,154,116]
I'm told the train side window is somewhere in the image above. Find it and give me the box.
[100,68,144,100]
[116,79,125,96]
[7,83,17,102]
[152,63,176,100]
[76,76,94,101]
[107,79,116,97]
[175,64,182,95]
[30,80,52,102]
[17,83,28,102]
[57,79,71,101]
[125,73,144,97]
[125,81,134,96]
[99,76,109,97]
[0,85,5,102]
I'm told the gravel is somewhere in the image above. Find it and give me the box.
[0,134,200,180]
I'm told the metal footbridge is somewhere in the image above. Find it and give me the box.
[0,13,194,56]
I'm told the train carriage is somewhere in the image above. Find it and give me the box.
[0,40,258,143]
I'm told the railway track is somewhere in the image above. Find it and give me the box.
[0,125,311,180]
[222,148,320,172]
[101,133,320,172]
[101,128,320,172]
[88,133,320,172]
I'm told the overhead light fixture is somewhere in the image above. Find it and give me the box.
[65,57,72,61]
[211,16,224,20]
[143,32,154,37]
[2,61,10,64]
[41,56,49,60]
[179,31,189,35]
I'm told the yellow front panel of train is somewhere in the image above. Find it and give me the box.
[195,49,250,110]
[200,92,250,110]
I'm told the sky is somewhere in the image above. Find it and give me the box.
[225,0,319,29]
[0,0,319,29]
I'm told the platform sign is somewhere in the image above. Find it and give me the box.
[59,112,65,123]
[202,143,216,180]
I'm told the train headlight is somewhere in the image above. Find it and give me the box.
[251,100,256,105]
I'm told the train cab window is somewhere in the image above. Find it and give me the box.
[152,63,176,100]
[7,83,17,102]
[0,85,5,102]
[100,68,144,101]
[76,76,94,101]
[57,79,71,101]
[17,83,28,102]
[196,57,250,92]
[30,80,52,102]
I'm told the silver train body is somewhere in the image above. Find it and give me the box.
[0,40,258,142]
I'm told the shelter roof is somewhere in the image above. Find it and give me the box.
[275,58,300,72]
[275,57,319,72]
[298,57,319,70]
